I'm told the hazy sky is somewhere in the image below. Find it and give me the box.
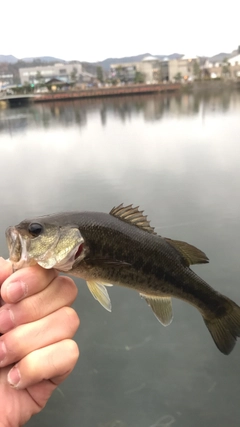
[1,0,239,62]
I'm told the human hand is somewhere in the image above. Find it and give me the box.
[0,257,80,427]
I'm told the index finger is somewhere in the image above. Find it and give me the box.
[1,264,58,304]
[0,258,13,285]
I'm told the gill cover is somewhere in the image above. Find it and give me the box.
[37,226,84,270]
[7,220,84,272]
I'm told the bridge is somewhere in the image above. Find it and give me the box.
[0,94,35,107]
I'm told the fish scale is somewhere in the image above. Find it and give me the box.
[5,203,240,355]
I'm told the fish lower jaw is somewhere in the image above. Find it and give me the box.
[11,245,35,270]
[6,228,32,270]
[11,258,37,271]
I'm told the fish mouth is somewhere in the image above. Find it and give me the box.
[5,225,86,272]
[5,227,29,270]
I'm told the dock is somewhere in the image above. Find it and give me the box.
[34,83,181,103]
[1,83,181,107]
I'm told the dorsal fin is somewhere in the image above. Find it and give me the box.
[110,203,156,234]
[164,238,209,266]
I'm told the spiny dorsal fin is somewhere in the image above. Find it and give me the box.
[165,238,209,266]
[110,203,156,234]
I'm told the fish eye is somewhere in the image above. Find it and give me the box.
[28,222,43,237]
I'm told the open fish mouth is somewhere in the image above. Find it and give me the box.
[5,224,86,272]
[5,226,29,269]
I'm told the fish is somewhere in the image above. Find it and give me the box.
[5,203,240,355]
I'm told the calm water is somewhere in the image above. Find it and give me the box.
[1,90,240,427]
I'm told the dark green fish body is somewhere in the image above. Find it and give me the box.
[5,204,240,355]
[67,212,220,313]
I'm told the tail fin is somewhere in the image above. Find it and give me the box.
[204,298,240,355]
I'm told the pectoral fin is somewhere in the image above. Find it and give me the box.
[140,294,173,326]
[91,258,131,268]
[87,281,112,312]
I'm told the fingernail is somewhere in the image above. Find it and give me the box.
[0,309,14,333]
[7,281,27,302]
[0,341,7,363]
[8,366,21,387]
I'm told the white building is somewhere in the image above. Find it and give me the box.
[228,54,240,66]
[0,73,14,90]
[168,55,199,82]
[110,55,169,83]
[227,54,240,78]
[19,63,83,85]
[140,56,162,83]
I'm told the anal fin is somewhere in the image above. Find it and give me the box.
[140,294,173,326]
[87,281,112,312]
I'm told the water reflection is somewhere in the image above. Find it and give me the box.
[0,90,240,427]
[1,88,240,135]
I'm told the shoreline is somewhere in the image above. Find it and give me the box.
[33,83,181,103]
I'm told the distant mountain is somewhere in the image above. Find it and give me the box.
[208,52,230,63]
[81,62,97,76]
[0,55,65,64]
[97,53,184,70]
[98,53,154,70]
[167,53,184,60]
[3,51,235,69]
[0,55,18,63]
[21,56,65,63]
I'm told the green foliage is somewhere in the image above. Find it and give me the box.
[23,82,34,93]
[115,66,127,82]
[9,83,35,94]
[222,60,230,78]
[111,78,118,85]
[202,68,211,80]
[96,66,104,83]
[155,69,162,82]
[35,71,44,83]
[174,72,182,82]
[70,67,78,82]
[134,71,145,83]
[193,61,201,79]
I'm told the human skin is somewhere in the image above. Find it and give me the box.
[0,257,80,427]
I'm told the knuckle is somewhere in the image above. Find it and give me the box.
[66,339,80,363]
[62,307,80,334]
[2,330,22,362]
[57,276,78,301]
[27,295,43,320]
[33,264,58,280]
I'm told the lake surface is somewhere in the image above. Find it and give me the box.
[1,89,240,427]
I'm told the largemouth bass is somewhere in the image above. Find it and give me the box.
[5,203,240,355]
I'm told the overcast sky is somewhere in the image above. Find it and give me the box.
[1,0,239,62]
